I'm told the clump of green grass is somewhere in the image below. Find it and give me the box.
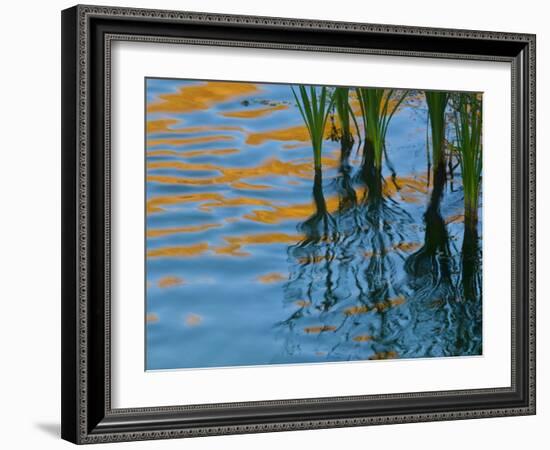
[291,85,335,169]
[452,92,482,227]
[355,88,408,169]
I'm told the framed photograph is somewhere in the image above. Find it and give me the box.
[61,4,536,444]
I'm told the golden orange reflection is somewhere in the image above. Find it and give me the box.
[344,305,370,316]
[294,300,311,308]
[221,104,288,118]
[157,276,184,288]
[214,233,302,257]
[369,351,398,360]
[146,313,159,323]
[147,223,221,238]
[349,90,409,117]
[352,335,374,342]
[256,272,286,284]
[148,175,274,190]
[147,135,234,148]
[243,192,339,225]
[148,81,260,113]
[146,231,307,260]
[146,157,338,189]
[147,192,225,214]
[349,95,362,117]
[246,124,332,146]
[392,242,422,253]
[229,175,425,225]
[363,250,378,259]
[185,313,202,327]
[374,295,406,312]
[445,214,465,225]
[199,196,274,212]
[147,118,180,133]
[343,295,406,316]
[147,192,274,215]
[230,181,270,190]
[148,148,240,158]
[382,176,428,200]
[147,243,209,258]
[304,325,337,334]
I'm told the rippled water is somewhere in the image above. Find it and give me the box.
[145,79,482,370]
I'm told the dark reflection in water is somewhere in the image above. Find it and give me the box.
[281,152,481,362]
[145,79,482,370]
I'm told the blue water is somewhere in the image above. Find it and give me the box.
[145,79,482,370]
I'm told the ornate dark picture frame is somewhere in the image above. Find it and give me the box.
[61,4,536,444]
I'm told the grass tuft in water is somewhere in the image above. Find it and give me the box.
[291,85,335,170]
[452,92,482,228]
[355,88,407,170]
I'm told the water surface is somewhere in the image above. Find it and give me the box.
[145,79,482,370]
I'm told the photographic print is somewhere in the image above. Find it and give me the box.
[144,78,483,370]
[61,8,536,442]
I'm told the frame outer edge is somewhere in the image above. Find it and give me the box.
[61,5,80,445]
[65,4,537,444]
[527,33,536,414]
